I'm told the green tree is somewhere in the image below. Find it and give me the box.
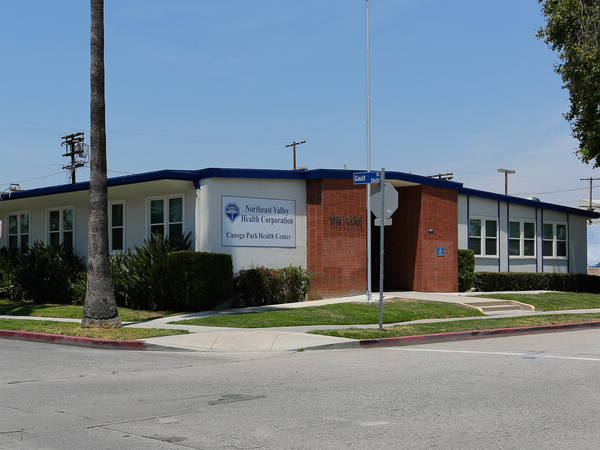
[537,0,600,166]
[81,0,121,328]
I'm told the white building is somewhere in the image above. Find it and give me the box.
[1,168,596,297]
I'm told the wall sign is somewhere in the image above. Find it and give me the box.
[329,215,362,230]
[222,196,296,248]
[436,247,445,257]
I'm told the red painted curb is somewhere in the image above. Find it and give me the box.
[359,321,600,348]
[0,329,146,350]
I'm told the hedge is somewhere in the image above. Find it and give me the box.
[167,251,233,311]
[458,249,475,292]
[473,272,600,293]
[233,265,313,308]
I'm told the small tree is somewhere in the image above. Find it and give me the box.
[537,0,600,166]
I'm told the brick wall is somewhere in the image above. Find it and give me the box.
[386,185,458,292]
[307,178,366,298]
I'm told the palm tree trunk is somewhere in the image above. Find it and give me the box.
[82,0,120,328]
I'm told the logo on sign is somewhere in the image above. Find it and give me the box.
[225,203,240,223]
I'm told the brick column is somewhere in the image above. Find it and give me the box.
[306,178,367,298]
[386,185,458,292]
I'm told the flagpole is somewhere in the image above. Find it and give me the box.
[366,0,372,301]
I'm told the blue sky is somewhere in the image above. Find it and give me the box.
[2,1,600,261]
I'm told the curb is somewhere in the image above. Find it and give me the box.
[0,329,150,351]
[355,320,600,349]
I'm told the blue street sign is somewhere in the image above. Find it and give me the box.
[353,171,381,184]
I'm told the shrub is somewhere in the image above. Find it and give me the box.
[458,249,475,292]
[70,272,87,306]
[473,272,600,293]
[110,233,192,310]
[233,265,313,308]
[167,251,233,311]
[14,241,84,303]
[0,247,22,301]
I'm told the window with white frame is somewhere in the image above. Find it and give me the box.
[543,223,567,258]
[7,212,29,252]
[148,196,183,239]
[48,208,74,248]
[469,218,498,256]
[109,202,125,252]
[509,221,536,257]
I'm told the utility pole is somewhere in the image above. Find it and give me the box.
[427,172,454,180]
[61,132,87,184]
[286,140,306,170]
[581,177,600,223]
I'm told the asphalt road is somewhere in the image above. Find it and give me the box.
[2,329,600,449]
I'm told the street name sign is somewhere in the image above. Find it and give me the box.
[353,171,381,185]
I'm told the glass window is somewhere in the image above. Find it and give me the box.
[523,222,535,257]
[149,196,183,239]
[509,221,536,258]
[150,199,165,237]
[556,224,567,257]
[168,197,183,239]
[47,208,74,248]
[110,203,124,252]
[8,212,30,252]
[469,218,497,257]
[543,223,568,258]
[509,222,520,256]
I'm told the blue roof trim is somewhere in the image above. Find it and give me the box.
[0,169,200,201]
[1,167,595,218]
[459,186,599,219]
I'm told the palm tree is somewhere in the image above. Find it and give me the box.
[81,0,121,328]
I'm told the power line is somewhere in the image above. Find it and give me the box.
[0,171,65,187]
[514,186,593,196]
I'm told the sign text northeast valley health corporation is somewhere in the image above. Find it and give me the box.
[222,196,296,248]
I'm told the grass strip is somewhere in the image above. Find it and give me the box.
[0,319,189,340]
[310,313,600,339]
[0,300,176,322]
[171,299,483,328]
[474,292,600,311]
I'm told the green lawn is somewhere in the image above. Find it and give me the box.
[0,300,175,322]
[0,319,188,340]
[171,299,484,328]
[311,313,600,340]
[475,292,600,311]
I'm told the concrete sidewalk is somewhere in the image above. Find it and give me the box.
[3,291,600,352]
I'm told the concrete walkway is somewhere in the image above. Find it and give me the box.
[3,291,600,352]
[128,291,600,352]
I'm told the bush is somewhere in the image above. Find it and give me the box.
[458,249,475,292]
[233,265,313,308]
[167,251,233,311]
[111,233,192,311]
[473,272,600,293]
[0,247,22,301]
[14,242,84,303]
[70,272,87,306]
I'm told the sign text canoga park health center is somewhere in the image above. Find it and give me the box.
[222,196,296,248]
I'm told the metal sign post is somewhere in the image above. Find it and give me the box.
[367,168,398,331]
[354,170,381,304]
[378,168,385,331]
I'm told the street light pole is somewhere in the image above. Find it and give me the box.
[365,0,372,302]
[497,168,515,195]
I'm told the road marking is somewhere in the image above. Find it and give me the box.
[387,348,600,362]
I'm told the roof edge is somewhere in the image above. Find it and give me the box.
[459,186,600,218]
